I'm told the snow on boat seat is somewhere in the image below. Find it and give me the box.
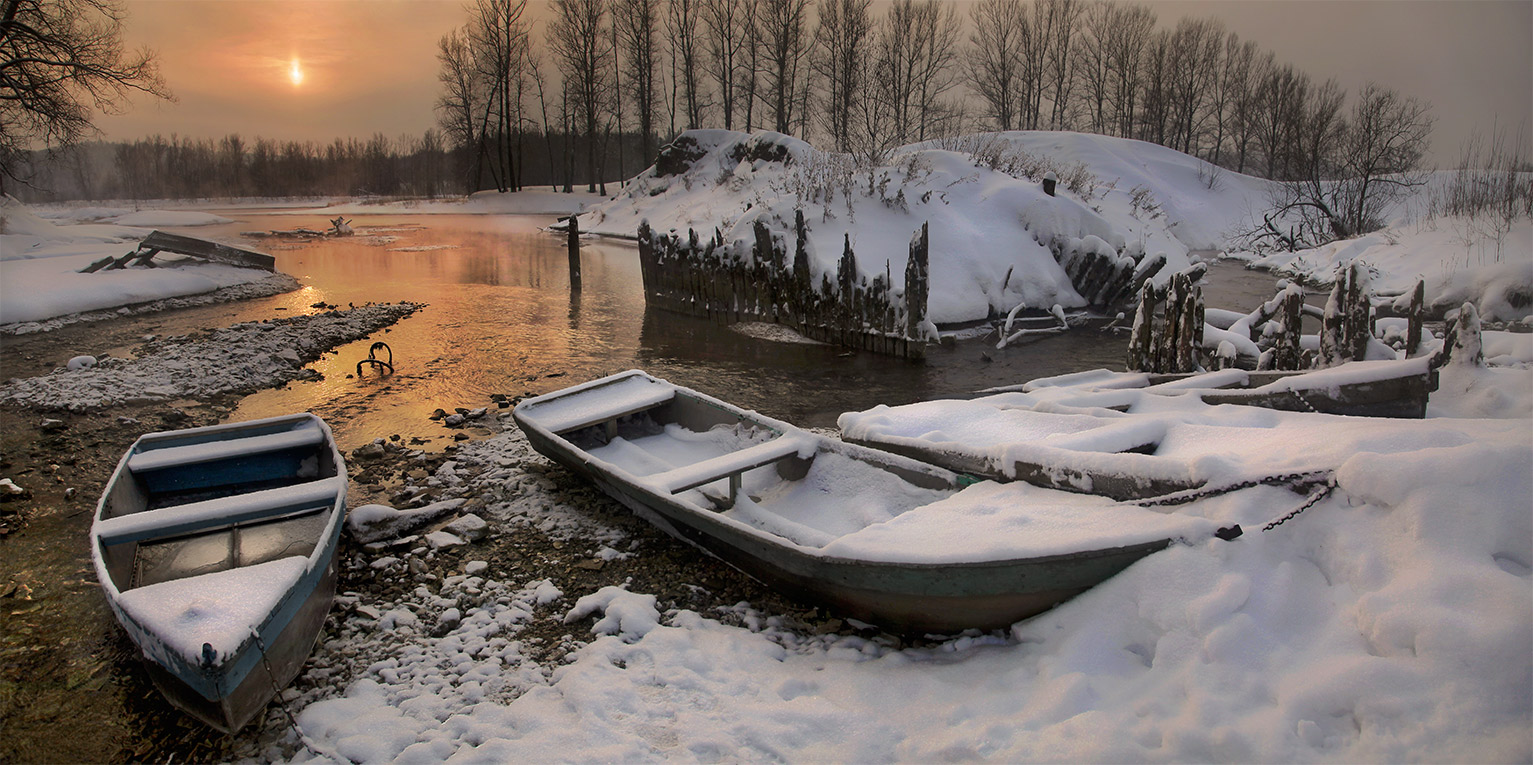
[127,423,326,474]
[645,435,814,494]
[96,476,344,546]
[116,555,307,667]
[525,374,676,434]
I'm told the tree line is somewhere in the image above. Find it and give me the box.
[7,129,657,202]
[440,0,1433,211]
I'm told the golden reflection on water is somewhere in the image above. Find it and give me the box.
[217,214,649,449]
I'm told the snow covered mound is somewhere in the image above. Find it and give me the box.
[1240,217,1533,323]
[578,131,1273,324]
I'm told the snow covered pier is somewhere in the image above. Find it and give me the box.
[637,215,930,359]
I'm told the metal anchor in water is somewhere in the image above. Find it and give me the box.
[356,341,393,376]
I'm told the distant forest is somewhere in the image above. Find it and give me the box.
[9,130,653,203]
[13,0,1437,211]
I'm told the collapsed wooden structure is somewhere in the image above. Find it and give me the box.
[81,231,275,273]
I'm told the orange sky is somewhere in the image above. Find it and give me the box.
[96,0,1531,167]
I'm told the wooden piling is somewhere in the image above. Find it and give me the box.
[567,215,582,292]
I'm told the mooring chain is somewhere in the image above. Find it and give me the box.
[1136,470,1333,508]
[1261,477,1338,532]
[249,627,356,764]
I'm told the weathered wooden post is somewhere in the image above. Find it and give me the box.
[904,222,930,341]
[1126,282,1156,372]
[1406,279,1425,356]
[1272,286,1305,370]
[1042,171,1057,197]
[1319,262,1372,367]
[567,214,582,292]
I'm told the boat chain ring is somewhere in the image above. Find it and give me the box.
[356,341,394,376]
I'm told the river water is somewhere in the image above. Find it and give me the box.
[160,213,1282,449]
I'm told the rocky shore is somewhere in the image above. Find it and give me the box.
[0,301,880,763]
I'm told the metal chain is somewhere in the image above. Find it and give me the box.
[1261,478,1337,532]
[250,627,356,764]
[1137,469,1333,507]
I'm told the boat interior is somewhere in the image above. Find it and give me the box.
[537,378,958,548]
[95,415,342,593]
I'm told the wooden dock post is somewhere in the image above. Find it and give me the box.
[567,214,582,292]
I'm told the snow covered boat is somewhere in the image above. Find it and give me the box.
[839,359,1439,502]
[515,370,1214,633]
[90,413,347,732]
[989,358,1439,419]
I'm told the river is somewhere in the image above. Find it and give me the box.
[137,212,1284,450]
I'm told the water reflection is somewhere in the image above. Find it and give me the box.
[159,213,1284,449]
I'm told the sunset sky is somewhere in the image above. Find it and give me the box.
[96,0,1531,167]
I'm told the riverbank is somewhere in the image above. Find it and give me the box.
[0,301,829,763]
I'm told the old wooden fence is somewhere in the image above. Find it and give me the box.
[637,212,930,359]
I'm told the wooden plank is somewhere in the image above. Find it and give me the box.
[137,230,275,271]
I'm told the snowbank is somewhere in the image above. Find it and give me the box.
[1239,217,1533,322]
[1,198,278,324]
[574,130,1276,324]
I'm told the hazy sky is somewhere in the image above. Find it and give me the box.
[97,0,1531,168]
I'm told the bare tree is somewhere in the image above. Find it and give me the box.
[1336,84,1433,234]
[701,0,747,130]
[1074,0,1118,135]
[549,0,613,193]
[909,0,962,140]
[469,0,532,191]
[966,0,1024,131]
[758,0,810,134]
[1208,31,1256,168]
[435,28,487,190]
[811,0,872,151]
[1037,0,1081,130]
[1163,16,1221,155]
[1104,2,1153,139]
[666,0,705,130]
[867,0,961,147]
[0,0,171,191]
[614,0,660,164]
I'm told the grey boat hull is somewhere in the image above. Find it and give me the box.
[516,371,1172,634]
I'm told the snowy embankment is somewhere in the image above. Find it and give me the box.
[0,302,420,411]
[258,361,1530,762]
[1237,217,1533,322]
[574,130,1274,324]
[0,198,278,326]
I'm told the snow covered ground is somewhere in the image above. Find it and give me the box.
[1236,216,1533,323]
[1,198,277,326]
[235,347,1530,762]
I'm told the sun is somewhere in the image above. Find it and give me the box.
[288,57,304,86]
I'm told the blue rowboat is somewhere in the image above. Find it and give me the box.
[90,412,346,732]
